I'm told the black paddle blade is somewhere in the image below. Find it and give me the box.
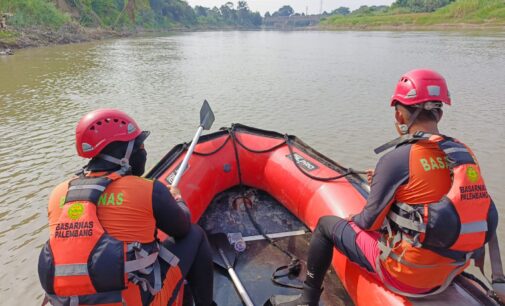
[208,232,237,271]
[200,100,215,130]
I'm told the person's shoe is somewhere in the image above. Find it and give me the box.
[268,284,322,306]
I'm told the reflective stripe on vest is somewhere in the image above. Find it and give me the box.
[386,135,490,252]
[39,172,182,302]
[460,221,488,235]
[378,134,492,292]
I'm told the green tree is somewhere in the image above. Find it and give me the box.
[391,0,455,12]
[274,5,294,17]
[331,6,350,15]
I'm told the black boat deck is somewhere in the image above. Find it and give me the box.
[198,187,353,306]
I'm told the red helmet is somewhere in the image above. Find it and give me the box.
[76,109,142,158]
[391,69,451,107]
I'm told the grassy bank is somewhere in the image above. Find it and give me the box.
[0,0,263,50]
[321,0,505,29]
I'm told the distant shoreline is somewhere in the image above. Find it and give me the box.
[319,23,505,31]
[1,23,504,52]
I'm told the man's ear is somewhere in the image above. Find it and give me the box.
[395,108,406,124]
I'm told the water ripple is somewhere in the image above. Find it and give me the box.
[0,31,504,303]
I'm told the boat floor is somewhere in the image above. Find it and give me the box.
[198,187,353,306]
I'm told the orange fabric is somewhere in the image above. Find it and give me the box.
[150,266,183,306]
[47,175,165,304]
[446,164,489,251]
[382,138,490,290]
[382,140,454,290]
[395,140,451,204]
[382,240,470,289]
[121,282,143,306]
[369,198,396,231]
[50,202,104,296]
[49,176,156,243]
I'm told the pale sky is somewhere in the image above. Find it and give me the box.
[186,0,396,15]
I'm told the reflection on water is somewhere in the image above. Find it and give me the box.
[1,31,504,303]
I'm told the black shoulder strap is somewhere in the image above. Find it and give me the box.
[64,176,116,205]
[374,131,431,155]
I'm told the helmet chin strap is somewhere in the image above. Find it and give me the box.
[97,140,135,175]
[397,108,422,135]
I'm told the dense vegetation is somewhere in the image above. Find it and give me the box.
[391,0,456,13]
[0,0,70,28]
[0,0,263,30]
[321,0,505,28]
[194,1,262,28]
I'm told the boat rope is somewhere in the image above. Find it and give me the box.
[284,134,367,181]
[187,126,368,183]
[233,132,287,153]
[193,134,231,156]
[230,130,305,290]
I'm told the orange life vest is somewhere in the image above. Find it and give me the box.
[376,134,494,297]
[38,172,182,305]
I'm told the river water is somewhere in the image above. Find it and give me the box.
[1,30,504,303]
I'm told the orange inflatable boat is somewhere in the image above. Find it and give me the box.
[146,124,497,306]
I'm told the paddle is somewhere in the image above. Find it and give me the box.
[171,100,215,188]
[208,233,255,306]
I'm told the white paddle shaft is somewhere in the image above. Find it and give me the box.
[227,267,254,306]
[171,126,204,188]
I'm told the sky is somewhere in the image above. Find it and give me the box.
[186,0,396,15]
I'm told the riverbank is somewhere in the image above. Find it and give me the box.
[0,25,130,50]
[318,22,505,31]
[321,0,505,30]
[0,24,262,52]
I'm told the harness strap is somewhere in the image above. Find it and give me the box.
[374,132,431,154]
[375,252,472,298]
[489,234,505,283]
[129,273,160,296]
[388,211,426,233]
[125,252,159,273]
[395,202,416,213]
[153,260,162,293]
[125,243,180,296]
[159,245,180,267]
[69,297,78,306]
[98,139,135,170]
[378,241,468,269]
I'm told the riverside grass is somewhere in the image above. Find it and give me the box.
[320,0,505,28]
[0,0,70,28]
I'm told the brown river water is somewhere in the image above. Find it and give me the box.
[0,30,504,304]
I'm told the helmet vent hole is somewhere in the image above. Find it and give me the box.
[121,120,126,125]
[114,119,119,123]
[90,126,95,131]
[97,121,102,126]
[105,118,110,123]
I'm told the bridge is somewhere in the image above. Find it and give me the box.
[263,15,322,29]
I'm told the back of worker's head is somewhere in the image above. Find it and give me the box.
[75,109,149,176]
[390,69,451,134]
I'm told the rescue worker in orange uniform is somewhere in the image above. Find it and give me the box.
[38,109,216,306]
[270,69,498,305]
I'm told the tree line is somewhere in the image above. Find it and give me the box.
[0,0,460,30]
[324,0,456,17]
